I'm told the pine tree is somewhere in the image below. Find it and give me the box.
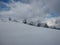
[9,17,11,21]
[37,23,41,27]
[44,23,49,28]
[23,19,27,24]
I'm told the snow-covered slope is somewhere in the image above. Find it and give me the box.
[0,21,60,45]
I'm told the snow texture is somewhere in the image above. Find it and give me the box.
[0,21,60,45]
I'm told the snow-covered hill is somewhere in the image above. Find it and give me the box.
[0,21,60,45]
[0,17,60,30]
[0,0,60,45]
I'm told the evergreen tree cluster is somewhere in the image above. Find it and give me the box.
[23,19,60,30]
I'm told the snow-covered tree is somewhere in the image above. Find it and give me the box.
[37,23,41,27]
[44,23,49,28]
[23,19,27,24]
[28,21,34,26]
[9,17,11,21]
[13,19,18,22]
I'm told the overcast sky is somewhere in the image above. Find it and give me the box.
[0,0,60,28]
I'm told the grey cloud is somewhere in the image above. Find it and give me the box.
[0,0,50,18]
[0,0,60,28]
[44,0,60,15]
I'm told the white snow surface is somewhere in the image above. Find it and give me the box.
[0,21,60,45]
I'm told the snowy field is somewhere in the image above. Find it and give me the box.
[0,0,60,45]
[0,21,60,45]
